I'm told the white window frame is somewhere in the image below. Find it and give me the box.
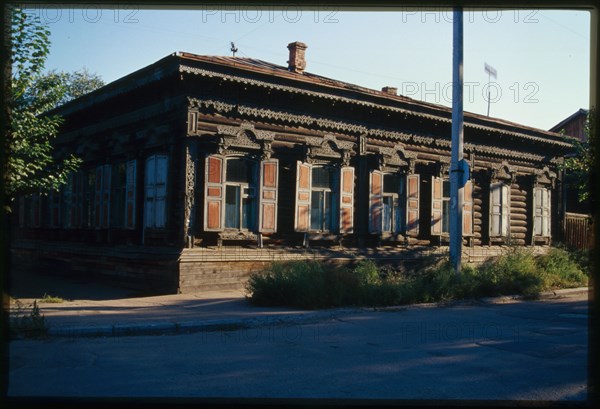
[144,155,168,229]
[223,158,257,231]
[490,182,510,237]
[534,186,551,237]
[309,165,336,233]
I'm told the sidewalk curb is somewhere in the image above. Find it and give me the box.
[45,287,589,339]
[46,308,350,338]
[480,286,589,305]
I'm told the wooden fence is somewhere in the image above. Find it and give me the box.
[564,213,594,249]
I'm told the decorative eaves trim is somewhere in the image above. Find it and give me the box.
[182,65,571,148]
[189,98,550,162]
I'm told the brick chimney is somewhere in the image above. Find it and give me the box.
[382,86,398,96]
[287,41,307,74]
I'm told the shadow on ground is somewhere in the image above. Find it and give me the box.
[8,267,147,301]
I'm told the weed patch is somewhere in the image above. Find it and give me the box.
[246,246,589,309]
[10,300,48,339]
[40,293,65,303]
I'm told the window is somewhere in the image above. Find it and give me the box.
[125,160,137,229]
[49,189,61,228]
[371,171,419,236]
[144,155,167,228]
[224,158,257,230]
[382,173,403,233]
[31,192,41,227]
[490,182,510,237]
[62,172,84,229]
[111,163,127,228]
[295,162,354,234]
[110,161,136,229]
[310,166,335,232]
[204,155,279,233]
[442,180,450,234]
[431,176,473,236]
[94,165,111,228]
[84,169,95,228]
[534,187,551,237]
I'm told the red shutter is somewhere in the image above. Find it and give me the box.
[259,159,278,233]
[339,166,354,234]
[463,179,473,236]
[295,161,312,232]
[431,176,443,235]
[204,155,224,231]
[406,173,420,237]
[125,160,136,229]
[369,170,383,234]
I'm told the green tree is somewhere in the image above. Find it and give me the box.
[26,68,104,110]
[561,110,596,203]
[6,9,103,209]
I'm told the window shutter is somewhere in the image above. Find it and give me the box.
[295,161,312,232]
[75,173,83,228]
[463,179,473,236]
[51,190,60,228]
[94,166,103,228]
[534,187,542,237]
[431,176,443,235]
[544,189,551,237]
[33,192,40,227]
[18,196,25,227]
[501,183,509,236]
[144,156,156,228]
[259,159,279,233]
[490,183,500,237]
[406,173,420,237]
[339,166,354,234]
[155,156,167,228]
[369,170,383,234]
[204,154,224,231]
[102,164,111,228]
[125,160,137,229]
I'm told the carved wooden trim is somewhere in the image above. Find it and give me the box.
[215,122,275,158]
[188,98,564,163]
[304,134,355,165]
[183,141,197,241]
[187,110,198,134]
[490,161,516,183]
[182,65,571,149]
[533,166,557,188]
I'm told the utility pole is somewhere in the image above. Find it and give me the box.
[450,7,464,274]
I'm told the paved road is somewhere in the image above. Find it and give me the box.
[8,294,588,401]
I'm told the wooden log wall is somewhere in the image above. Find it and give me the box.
[472,180,484,246]
[510,181,529,245]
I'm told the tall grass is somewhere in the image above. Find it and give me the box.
[246,246,589,309]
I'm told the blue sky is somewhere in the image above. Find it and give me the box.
[29,6,590,130]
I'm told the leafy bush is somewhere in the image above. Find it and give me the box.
[536,247,588,289]
[352,260,381,285]
[246,246,589,309]
[477,247,543,297]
